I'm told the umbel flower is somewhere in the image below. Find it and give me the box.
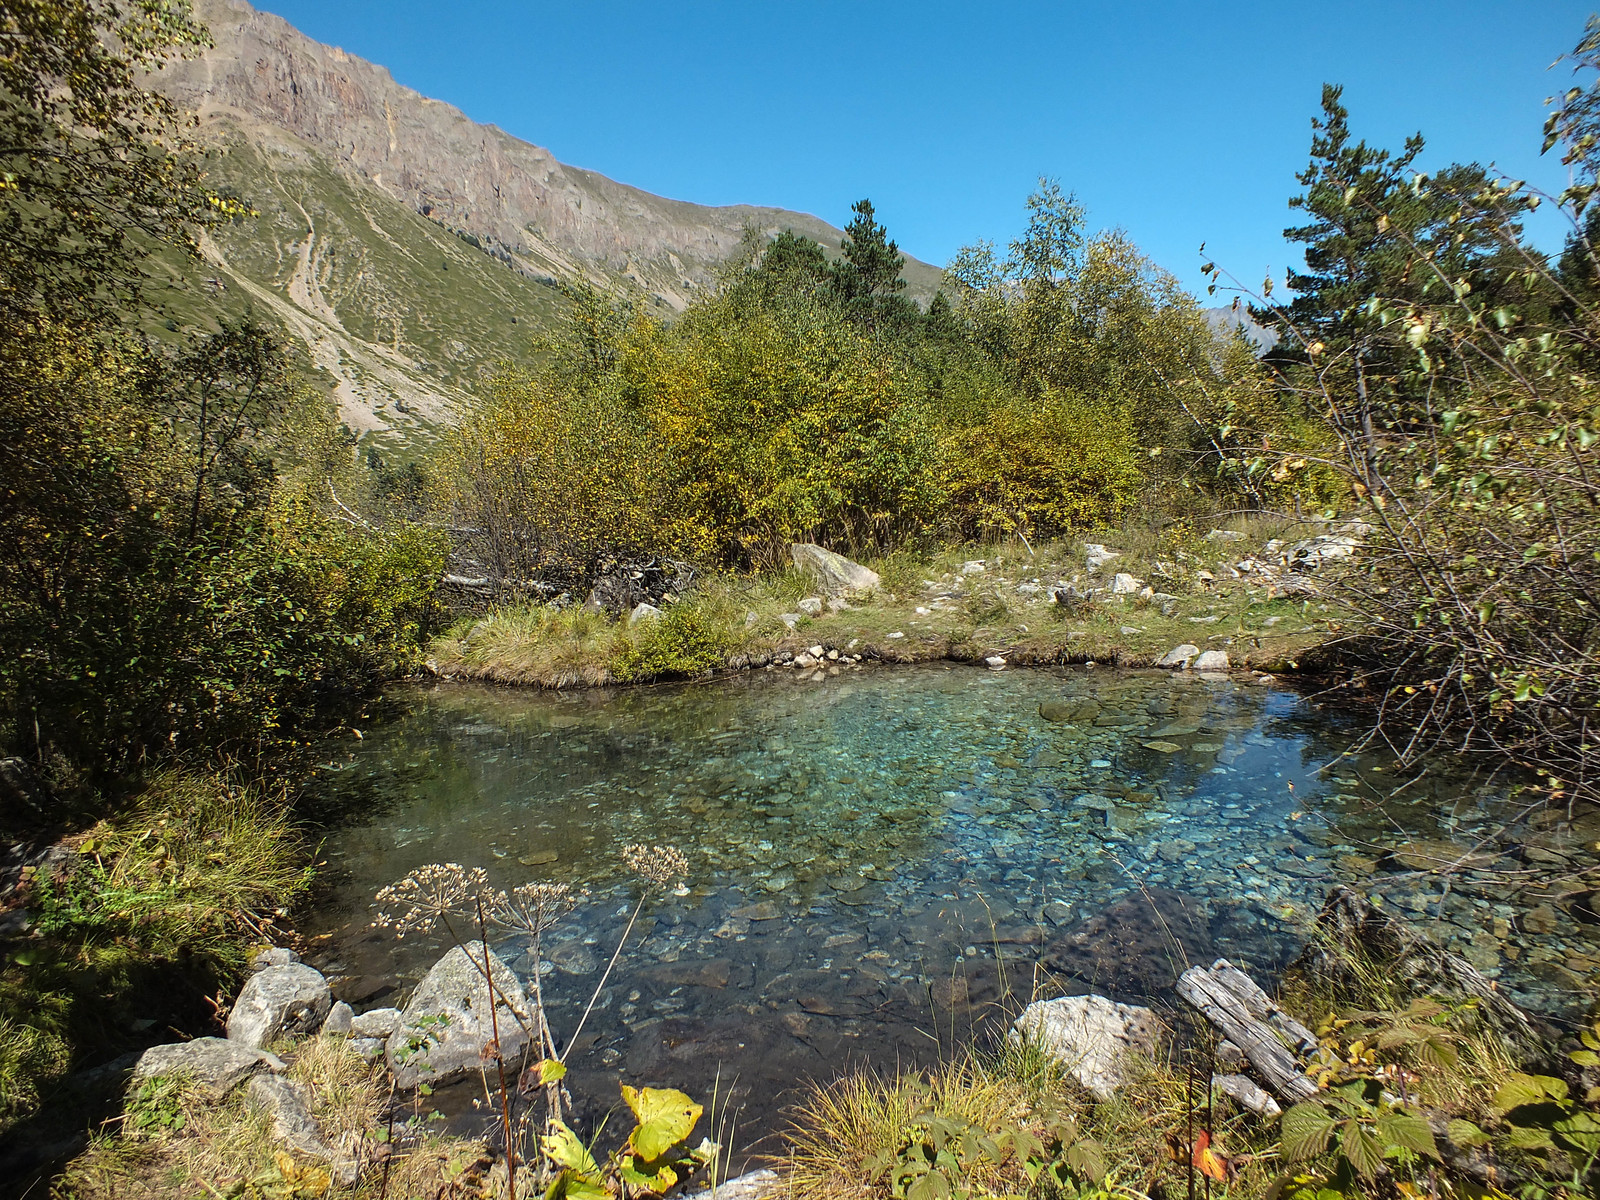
[372,862,502,937]
[622,843,689,890]
[492,881,577,938]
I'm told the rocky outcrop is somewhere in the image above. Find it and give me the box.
[161,1,941,310]
[385,941,533,1088]
[131,1038,286,1098]
[227,963,332,1049]
[1010,995,1162,1100]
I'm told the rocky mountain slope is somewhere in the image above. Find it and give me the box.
[151,0,943,446]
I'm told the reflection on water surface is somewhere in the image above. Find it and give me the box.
[302,665,1589,1152]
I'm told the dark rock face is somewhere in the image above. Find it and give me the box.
[585,558,696,617]
[1043,888,1215,1000]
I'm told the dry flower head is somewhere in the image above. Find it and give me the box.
[372,862,503,937]
[622,843,688,889]
[492,881,577,938]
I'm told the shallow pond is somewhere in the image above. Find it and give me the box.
[302,664,1592,1154]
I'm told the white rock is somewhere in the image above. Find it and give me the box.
[778,613,802,629]
[678,1169,781,1200]
[886,631,904,639]
[1111,573,1141,595]
[961,560,986,574]
[132,1038,285,1098]
[807,645,824,657]
[1156,643,1200,668]
[1083,544,1120,573]
[789,543,881,595]
[792,653,817,669]
[321,1001,354,1037]
[628,602,662,624]
[1205,529,1247,542]
[1193,650,1231,671]
[985,656,1006,670]
[386,941,533,1089]
[1010,995,1162,1100]
[227,964,331,1049]
[797,597,824,616]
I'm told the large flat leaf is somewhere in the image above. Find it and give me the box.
[1281,1102,1340,1162]
[1494,1073,1568,1112]
[623,1085,703,1162]
[1376,1112,1438,1158]
[1340,1123,1387,1179]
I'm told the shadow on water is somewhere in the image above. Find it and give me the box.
[296,663,1584,1162]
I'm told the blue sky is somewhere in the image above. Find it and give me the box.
[253,1,1597,298]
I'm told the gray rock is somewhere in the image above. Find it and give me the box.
[385,941,533,1088]
[351,1037,386,1062]
[1193,650,1231,671]
[1205,529,1247,542]
[227,964,331,1049]
[960,560,986,574]
[1157,644,1200,668]
[132,1038,285,1098]
[1009,994,1162,1100]
[321,1001,354,1037]
[251,947,300,971]
[247,1075,358,1186]
[629,602,662,624]
[348,1007,402,1039]
[1110,573,1141,595]
[1083,543,1120,573]
[984,656,1006,670]
[789,544,881,596]
[796,597,824,616]
[778,613,803,630]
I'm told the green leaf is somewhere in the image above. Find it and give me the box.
[536,1058,568,1085]
[1340,1122,1386,1179]
[1571,1049,1600,1067]
[1501,1125,1555,1151]
[1065,1137,1107,1183]
[542,1122,601,1176]
[1495,1072,1568,1112]
[1281,1102,1340,1161]
[1376,1112,1438,1158]
[1446,1119,1491,1148]
[619,1159,679,1193]
[623,1085,703,1162]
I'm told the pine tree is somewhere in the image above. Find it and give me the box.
[829,199,913,330]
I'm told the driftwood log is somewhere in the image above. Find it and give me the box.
[1177,961,1318,1103]
[1211,1072,1282,1117]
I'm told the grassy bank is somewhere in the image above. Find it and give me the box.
[428,521,1340,689]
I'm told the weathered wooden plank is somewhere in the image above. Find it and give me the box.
[1176,966,1318,1102]
[1208,958,1318,1053]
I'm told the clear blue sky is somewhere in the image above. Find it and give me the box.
[252,0,1597,297]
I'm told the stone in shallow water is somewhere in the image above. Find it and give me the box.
[1044,889,1214,998]
[1143,742,1183,754]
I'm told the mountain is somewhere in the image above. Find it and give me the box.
[150,0,945,449]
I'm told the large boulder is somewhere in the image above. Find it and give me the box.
[386,941,533,1088]
[227,964,332,1049]
[1010,994,1162,1100]
[789,544,880,596]
[1156,644,1200,668]
[131,1037,285,1098]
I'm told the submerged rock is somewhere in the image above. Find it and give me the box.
[1010,994,1162,1100]
[227,964,331,1049]
[1044,889,1214,998]
[386,941,533,1088]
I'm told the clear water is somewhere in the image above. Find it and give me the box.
[301,664,1590,1151]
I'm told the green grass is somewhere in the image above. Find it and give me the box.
[0,772,312,1139]
[428,523,1347,687]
